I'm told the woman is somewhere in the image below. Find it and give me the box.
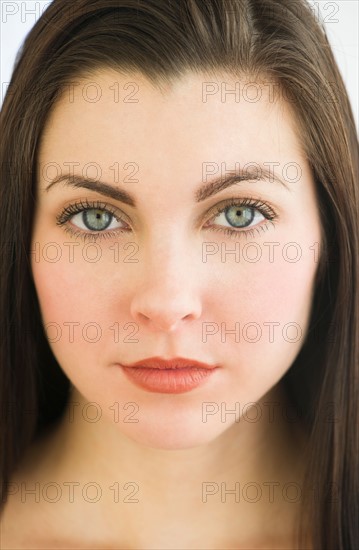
[0,0,358,548]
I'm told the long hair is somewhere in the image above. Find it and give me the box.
[0,1,358,547]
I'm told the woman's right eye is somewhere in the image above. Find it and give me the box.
[70,208,125,232]
[56,200,131,240]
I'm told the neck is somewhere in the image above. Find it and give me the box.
[30,382,308,547]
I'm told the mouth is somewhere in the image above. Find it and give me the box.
[120,356,219,370]
[117,356,220,394]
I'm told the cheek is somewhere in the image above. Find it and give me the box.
[30,230,130,321]
[209,244,318,393]
[30,245,124,375]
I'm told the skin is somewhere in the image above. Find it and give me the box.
[1,69,320,549]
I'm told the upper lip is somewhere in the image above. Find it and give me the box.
[120,356,219,370]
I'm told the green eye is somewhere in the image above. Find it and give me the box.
[56,200,128,239]
[224,206,256,228]
[82,209,113,231]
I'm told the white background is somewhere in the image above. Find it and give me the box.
[0,0,358,130]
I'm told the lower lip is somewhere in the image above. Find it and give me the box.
[119,366,217,394]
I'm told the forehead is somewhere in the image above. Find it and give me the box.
[38,68,305,180]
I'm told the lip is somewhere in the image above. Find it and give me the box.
[120,356,218,370]
[118,356,219,394]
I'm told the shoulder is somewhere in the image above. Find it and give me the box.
[0,429,69,548]
[0,430,123,549]
[1,493,99,549]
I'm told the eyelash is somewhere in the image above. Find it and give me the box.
[205,197,277,240]
[56,200,128,242]
[56,197,278,242]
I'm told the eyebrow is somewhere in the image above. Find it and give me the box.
[45,165,290,207]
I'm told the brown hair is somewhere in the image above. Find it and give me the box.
[0,1,358,547]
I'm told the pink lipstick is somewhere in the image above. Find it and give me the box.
[118,356,219,394]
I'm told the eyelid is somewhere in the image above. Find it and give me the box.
[203,196,278,225]
[56,199,131,227]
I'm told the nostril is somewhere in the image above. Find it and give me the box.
[130,287,202,332]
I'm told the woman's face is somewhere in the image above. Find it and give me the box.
[32,69,321,449]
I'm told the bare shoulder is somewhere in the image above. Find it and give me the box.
[0,427,79,549]
[0,429,125,550]
[0,491,114,550]
[1,433,52,547]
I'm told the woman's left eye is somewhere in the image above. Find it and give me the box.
[205,199,277,234]
[210,205,264,229]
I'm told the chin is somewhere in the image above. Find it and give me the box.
[118,417,226,451]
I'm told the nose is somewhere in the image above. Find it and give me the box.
[129,244,202,333]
